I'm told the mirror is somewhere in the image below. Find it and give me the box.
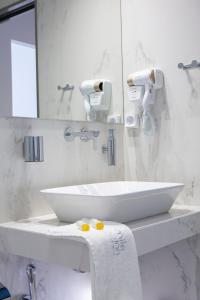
[0,0,124,124]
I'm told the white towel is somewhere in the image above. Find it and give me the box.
[49,222,143,300]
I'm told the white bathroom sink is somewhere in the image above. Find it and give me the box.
[41,181,184,223]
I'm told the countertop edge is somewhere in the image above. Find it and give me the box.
[0,205,200,272]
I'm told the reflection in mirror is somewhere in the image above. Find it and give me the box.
[0,0,37,118]
[0,0,123,123]
[37,0,123,123]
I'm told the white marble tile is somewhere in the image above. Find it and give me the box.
[0,253,92,300]
[1,205,200,272]
[0,1,199,299]
[0,117,124,223]
[121,0,200,206]
[1,235,200,300]
[140,236,200,300]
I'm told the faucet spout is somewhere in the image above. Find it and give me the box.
[102,129,116,166]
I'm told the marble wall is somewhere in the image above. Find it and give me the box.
[0,1,200,300]
[0,117,124,223]
[0,2,124,298]
[122,0,200,206]
[0,236,200,300]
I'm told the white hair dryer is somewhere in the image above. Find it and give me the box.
[80,79,112,121]
[127,69,164,135]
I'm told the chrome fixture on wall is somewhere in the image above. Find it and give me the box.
[64,127,100,142]
[178,60,200,70]
[23,136,44,162]
[21,264,37,300]
[57,83,74,92]
[102,129,116,166]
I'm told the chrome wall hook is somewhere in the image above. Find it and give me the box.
[178,60,200,70]
[57,83,74,91]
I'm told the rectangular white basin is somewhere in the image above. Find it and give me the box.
[41,181,184,223]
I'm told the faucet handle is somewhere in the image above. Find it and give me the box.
[102,145,108,153]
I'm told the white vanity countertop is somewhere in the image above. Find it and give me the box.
[0,205,200,272]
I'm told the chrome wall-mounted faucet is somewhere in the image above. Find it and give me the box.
[23,136,44,162]
[102,129,116,166]
[64,127,100,142]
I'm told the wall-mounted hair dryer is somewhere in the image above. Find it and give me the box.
[127,69,164,135]
[80,79,112,121]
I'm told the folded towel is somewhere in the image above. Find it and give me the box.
[49,221,143,300]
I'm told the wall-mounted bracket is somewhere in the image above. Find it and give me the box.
[57,83,74,91]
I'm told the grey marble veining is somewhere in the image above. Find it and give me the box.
[0,117,124,223]
[0,253,92,300]
[139,236,200,300]
[1,235,200,300]
[119,1,200,297]
[0,0,199,299]
[121,0,200,206]
[0,205,199,274]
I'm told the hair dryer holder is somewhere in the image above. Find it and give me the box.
[127,69,164,135]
